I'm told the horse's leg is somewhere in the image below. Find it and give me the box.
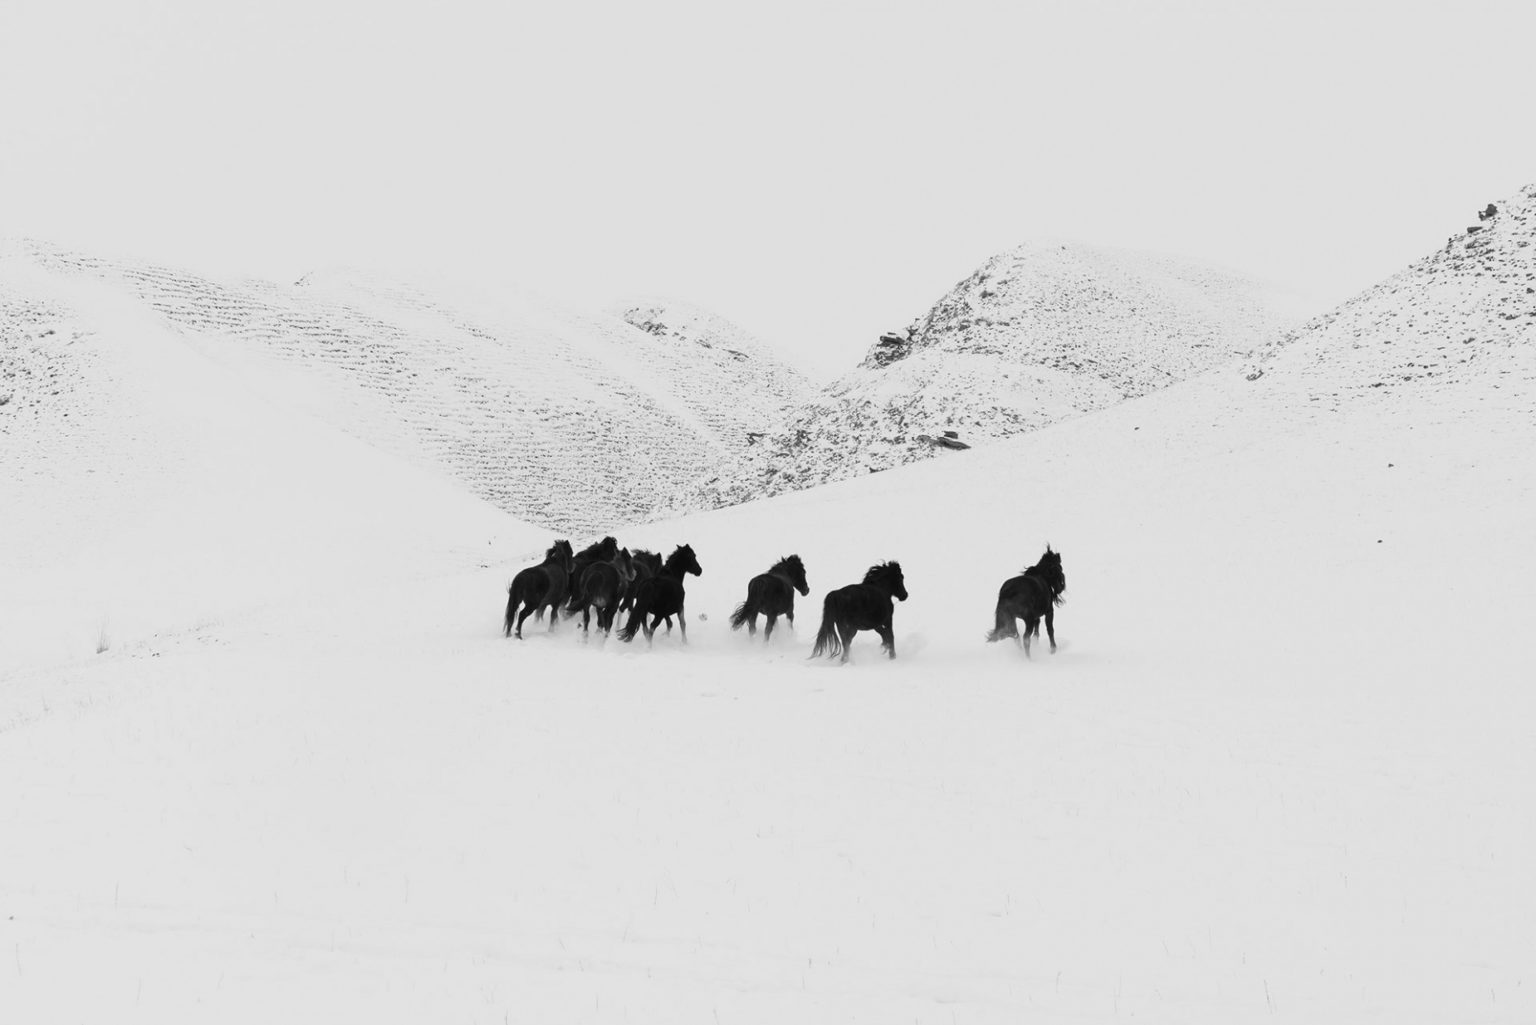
[763,611,777,641]
[880,618,896,660]
[515,602,535,639]
[1021,616,1036,658]
[837,624,855,663]
[678,604,688,645]
[1044,607,1057,653]
[747,611,757,637]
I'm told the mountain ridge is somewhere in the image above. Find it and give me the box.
[680,240,1314,511]
[1238,182,1536,411]
[2,240,814,533]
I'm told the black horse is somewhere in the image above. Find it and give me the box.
[504,539,575,639]
[985,546,1066,657]
[729,555,809,640]
[564,536,619,616]
[622,549,677,632]
[618,544,703,644]
[810,561,908,662]
[622,549,663,613]
[573,548,635,636]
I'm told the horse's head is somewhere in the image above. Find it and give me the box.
[865,561,907,601]
[773,554,809,595]
[786,554,809,596]
[1032,546,1066,601]
[551,539,575,572]
[668,543,702,578]
[615,548,634,582]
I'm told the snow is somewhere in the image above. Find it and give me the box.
[4,206,1535,1022]
[4,241,814,534]
[689,239,1316,511]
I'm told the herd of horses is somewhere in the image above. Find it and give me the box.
[504,536,1067,663]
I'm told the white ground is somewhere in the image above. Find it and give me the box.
[4,256,1535,1022]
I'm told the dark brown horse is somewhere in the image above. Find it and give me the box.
[504,540,575,639]
[573,548,635,636]
[729,555,809,641]
[563,536,619,617]
[622,549,663,613]
[810,561,908,662]
[622,549,675,632]
[985,546,1066,657]
[618,544,703,645]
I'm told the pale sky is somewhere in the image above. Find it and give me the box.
[3,0,1533,378]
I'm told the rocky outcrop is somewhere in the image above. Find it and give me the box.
[680,241,1312,512]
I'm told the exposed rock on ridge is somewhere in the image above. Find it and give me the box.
[1239,184,1536,412]
[682,241,1312,511]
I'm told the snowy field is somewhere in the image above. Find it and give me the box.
[4,271,1534,1024]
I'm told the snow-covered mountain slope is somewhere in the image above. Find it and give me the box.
[0,254,547,673]
[4,241,814,533]
[4,189,1534,1024]
[1240,182,1536,408]
[686,241,1315,509]
[4,231,1533,1022]
[610,297,814,438]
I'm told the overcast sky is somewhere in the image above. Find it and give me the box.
[4,0,1533,377]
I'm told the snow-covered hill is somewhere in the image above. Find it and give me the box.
[0,253,549,672]
[610,297,815,443]
[686,241,1314,509]
[3,190,1534,1023]
[3,241,813,533]
[1239,183,1536,410]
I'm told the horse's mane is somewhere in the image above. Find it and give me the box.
[545,539,572,562]
[770,554,805,576]
[1022,547,1065,604]
[863,561,902,585]
[576,536,618,560]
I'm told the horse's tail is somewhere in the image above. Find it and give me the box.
[985,600,1017,643]
[563,575,587,615]
[504,584,518,637]
[810,592,841,659]
[728,597,754,631]
[617,591,648,642]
